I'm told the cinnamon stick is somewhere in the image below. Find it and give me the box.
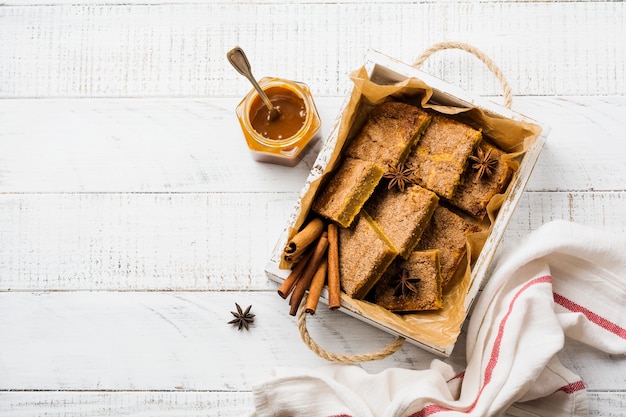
[326,223,341,310]
[277,249,313,299]
[305,258,328,315]
[281,217,325,268]
[289,232,329,316]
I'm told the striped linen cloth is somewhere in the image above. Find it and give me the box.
[249,220,626,417]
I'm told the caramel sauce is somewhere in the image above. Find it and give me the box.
[250,87,307,140]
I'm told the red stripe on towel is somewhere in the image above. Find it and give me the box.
[553,292,626,339]
[447,371,465,383]
[410,275,553,417]
[412,404,448,416]
[556,380,586,394]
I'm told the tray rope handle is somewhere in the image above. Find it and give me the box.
[413,41,513,109]
[296,42,512,363]
[296,294,405,363]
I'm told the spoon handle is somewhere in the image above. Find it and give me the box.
[227,47,277,116]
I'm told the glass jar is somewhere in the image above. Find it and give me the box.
[236,77,321,167]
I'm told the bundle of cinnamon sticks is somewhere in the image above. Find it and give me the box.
[277,217,341,316]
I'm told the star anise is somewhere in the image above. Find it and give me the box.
[228,303,255,331]
[383,163,415,192]
[469,147,498,181]
[391,268,421,297]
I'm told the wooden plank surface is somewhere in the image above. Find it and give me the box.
[0,191,625,291]
[0,392,624,417]
[1,97,625,193]
[0,292,624,391]
[1,393,625,417]
[1,2,624,97]
[0,292,625,415]
[1,0,625,415]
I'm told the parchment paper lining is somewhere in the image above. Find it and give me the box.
[289,66,542,347]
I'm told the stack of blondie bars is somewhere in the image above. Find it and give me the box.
[311,100,513,314]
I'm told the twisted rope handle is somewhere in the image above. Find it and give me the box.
[413,41,513,109]
[297,294,405,363]
[296,42,513,363]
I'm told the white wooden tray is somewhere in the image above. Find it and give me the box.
[266,49,549,357]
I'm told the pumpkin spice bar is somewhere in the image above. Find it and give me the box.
[405,112,482,199]
[312,157,384,228]
[449,140,514,219]
[344,101,431,168]
[373,250,443,313]
[415,205,483,289]
[338,211,398,299]
[365,183,439,259]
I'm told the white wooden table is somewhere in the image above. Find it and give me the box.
[1,1,625,415]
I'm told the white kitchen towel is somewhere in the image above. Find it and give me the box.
[250,220,626,417]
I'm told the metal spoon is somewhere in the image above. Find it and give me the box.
[227,46,280,121]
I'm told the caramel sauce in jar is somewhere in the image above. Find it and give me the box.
[236,77,321,166]
[250,87,306,140]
